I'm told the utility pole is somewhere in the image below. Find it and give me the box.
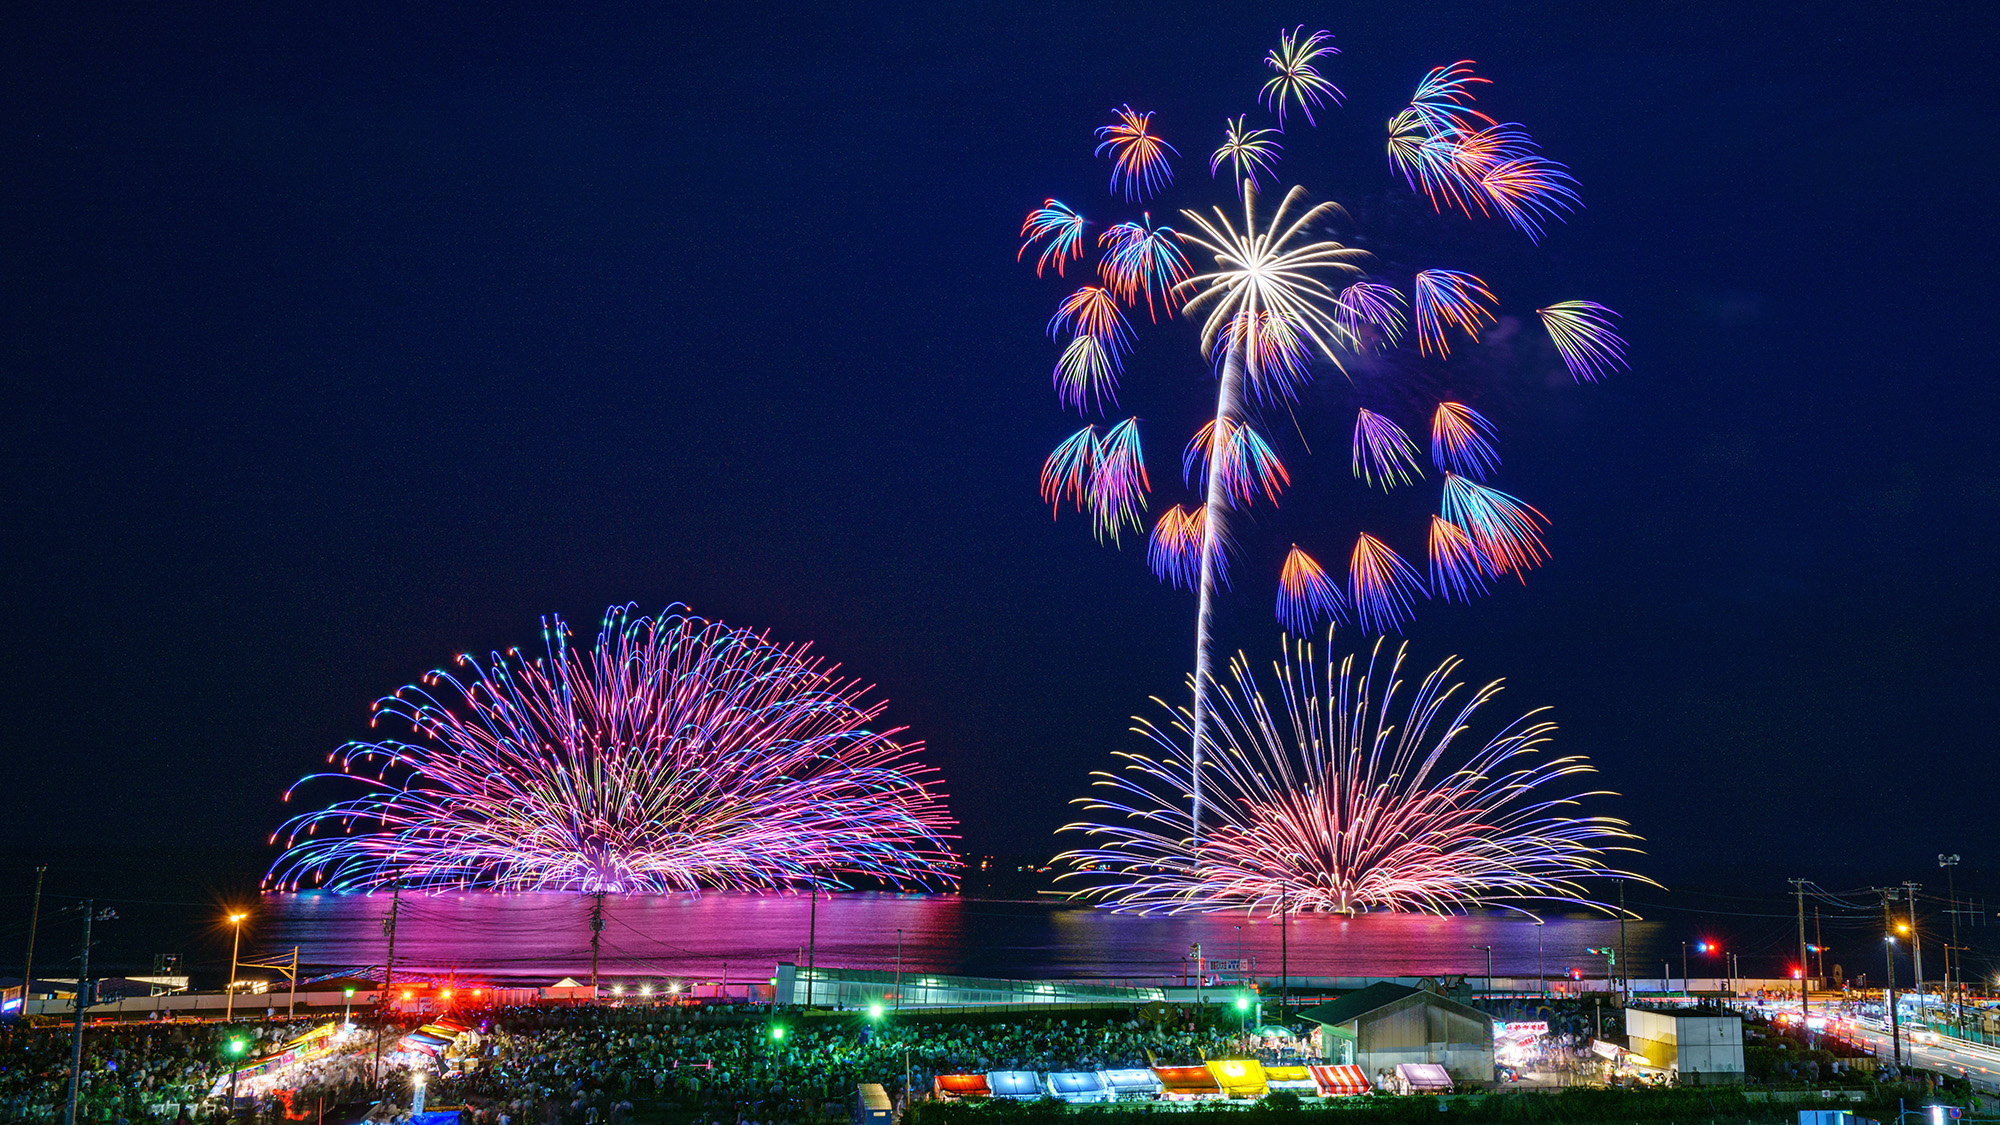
[1940,855,1962,1033]
[804,879,819,1009]
[372,879,402,1085]
[21,866,45,1019]
[1280,893,1289,1017]
[1681,941,1688,997]
[1904,881,1924,1010]
[1618,882,1630,1005]
[1474,945,1494,998]
[894,928,902,1012]
[1536,921,1545,998]
[1881,887,1902,1066]
[1791,878,1810,1028]
[65,901,103,1125]
[588,891,607,1001]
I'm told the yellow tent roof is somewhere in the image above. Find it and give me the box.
[1205,1058,1268,1097]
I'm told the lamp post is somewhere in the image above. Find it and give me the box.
[224,912,247,1023]
[343,987,355,1028]
[1941,854,1962,1033]
[1475,945,1494,998]
[895,928,903,1012]
[1536,921,1545,998]
[225,1036,246,1120]
[1681,941,1688,998]
[1235,924,1243,981]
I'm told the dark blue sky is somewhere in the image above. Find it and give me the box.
[2,2,1994,888]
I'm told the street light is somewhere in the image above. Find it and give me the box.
[343,987,355,1028]
[1475,945,1494,998]
[224,912,248,1023]
[225,1036,246,1119]
[1235,993,1251,1033]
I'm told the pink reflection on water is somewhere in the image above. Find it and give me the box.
[257,891,1654,984]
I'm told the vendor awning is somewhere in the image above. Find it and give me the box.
[1044,1071,1108,1103]
[1100,1068,1162,1099]
[1396,1063,1453,1092]
[1152,1065,1223,1099]
[1206,1058,1267,1098]
[986,1071,1041,1100]
[1264,1066,1318,1094]
[1309,1064,1372,1096]
[932,1074,989,1100]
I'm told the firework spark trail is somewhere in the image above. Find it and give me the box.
[1059,639,1646,915]
[1148,504,1214,590]
[268,607,958,894]
[1090,418,1151,543]
[1441,474,1549,577]
[1333,282,1407,350]
[1053,335,1119,412]
[1428,514,1496,602]
[1276,546,1345,634]
[1098,215,1192,322]
[1260,26,1343,127]
[1413,269,1496,357]
[1348,532,1426,633]
[1538,301,1628,382]
[1096,105,1178,201]
[1210,116,1282,197]
[1430,401,1500,479]
[1215,310,1313,404]
[1019,200,1088,277]
[1351,408,1424,490]
[1184,418,1289,508]
[1172,183,1366,844]
[1040,425,1100,516]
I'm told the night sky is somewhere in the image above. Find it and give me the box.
[4,2,1995,892]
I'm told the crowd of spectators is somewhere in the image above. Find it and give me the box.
[426,1004,1238,1125]
[0,1020,233,1122]
[0,1004,1239,1124]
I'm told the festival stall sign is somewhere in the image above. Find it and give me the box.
[1206,1057,1268,1098]
[1099,1068,1163,1101]
[1262,1066,1320,1096]
[1307,1065,1372,1096]
[396,1015,476,1057]
[1045,1071,1112,1103]
[986,1071,1042,1101]
[1152,1065,1223,1101]
[932,1074,991,1101]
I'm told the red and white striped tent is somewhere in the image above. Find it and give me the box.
[1308,1065,1371,1096]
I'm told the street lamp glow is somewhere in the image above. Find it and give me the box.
[226,1038,245,1056]
[770,1025,786,1041]
[868,1003,884,1020]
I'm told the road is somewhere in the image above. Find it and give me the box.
[1842,1017,2000,1095]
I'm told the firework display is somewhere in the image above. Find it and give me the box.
[1017,28,1629,842]
[267,606,958,894]
[1059,640,1646,915]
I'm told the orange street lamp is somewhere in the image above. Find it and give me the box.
[224,912,248,1022]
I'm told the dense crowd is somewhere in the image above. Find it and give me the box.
[424,1005,1239,1125]
[0,1004,1239,1124]
[0,1020,235,1122]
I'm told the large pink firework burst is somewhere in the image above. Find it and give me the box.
[1059,639,1648,915]
[267,606,958,894]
